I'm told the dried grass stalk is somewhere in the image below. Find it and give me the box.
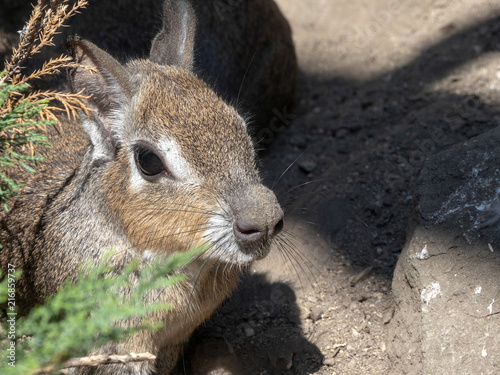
[1,0,93,144]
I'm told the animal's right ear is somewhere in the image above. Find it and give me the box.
[149,0,196,71]
[67,36,132,160]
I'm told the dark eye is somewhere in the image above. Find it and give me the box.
[134,146,165,177]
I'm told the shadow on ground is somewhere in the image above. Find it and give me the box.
[176,274,323,374]
[263,14,500,277]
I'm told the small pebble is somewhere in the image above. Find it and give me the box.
[307,296,318,303]
[299,306,311,320]
[310,306,324,322]
[299,160,317,174]
[323,358,335,366]
[383,307,395,324]
[245,327,255,337]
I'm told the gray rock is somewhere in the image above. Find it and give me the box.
[323,358,335,366]
[382,307,394,325]
[244,327,255,337]
[310,305,324,322]
[299,160,317,174]
[388,126,500,374]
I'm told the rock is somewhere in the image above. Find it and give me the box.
[307,296,318,303]
[380,342,387,352]
[323,358,335,366]
[310,305,324,322]
[244,327,255,337]
[299,160,317,174]
[347,358,357,369]
[383,307,395,325]
[388,127,500,374]
[297,305,311,322]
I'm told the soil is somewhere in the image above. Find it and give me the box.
[181,0,500,374]
[3,0,500,374]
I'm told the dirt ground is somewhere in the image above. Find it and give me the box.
[3,0,500,374]
[181,1,500,374]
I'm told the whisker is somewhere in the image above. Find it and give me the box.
[140,222,227,239]
[276,239,306,292]
[212,259,223,297]
[236,45,261,108]
[272,148,310,190]
[130,226,213,250]
[183,242,224,321]
[188,236,226,300]
[118,205,221,217]
[280,178,332,197]
[289,220,321,228]
[281,229,322,269]
[282,244,316,291]
[279,234,319,280]
[281,191,328,209]
[273,238,294,274]
[126,214,231,253]
[214,195,231,218]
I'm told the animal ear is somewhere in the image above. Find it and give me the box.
[67,36,132,160]
[149,0,196,70]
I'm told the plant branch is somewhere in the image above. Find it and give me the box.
[2,0,89,86]
[36,352,157,374]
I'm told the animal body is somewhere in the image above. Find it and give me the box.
[0,0,292,373]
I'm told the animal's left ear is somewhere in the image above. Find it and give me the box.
[150,0,196,71]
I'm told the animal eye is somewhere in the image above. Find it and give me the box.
[134,146,165,177]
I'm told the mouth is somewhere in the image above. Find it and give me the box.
[203,215,274,265]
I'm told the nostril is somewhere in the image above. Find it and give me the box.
[236,224,261,236]
[234,220,265,242]
[273,218,284,235]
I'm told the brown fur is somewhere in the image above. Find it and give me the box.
[0,10,284,374]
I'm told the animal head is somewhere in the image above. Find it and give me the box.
[66,2,283,265]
